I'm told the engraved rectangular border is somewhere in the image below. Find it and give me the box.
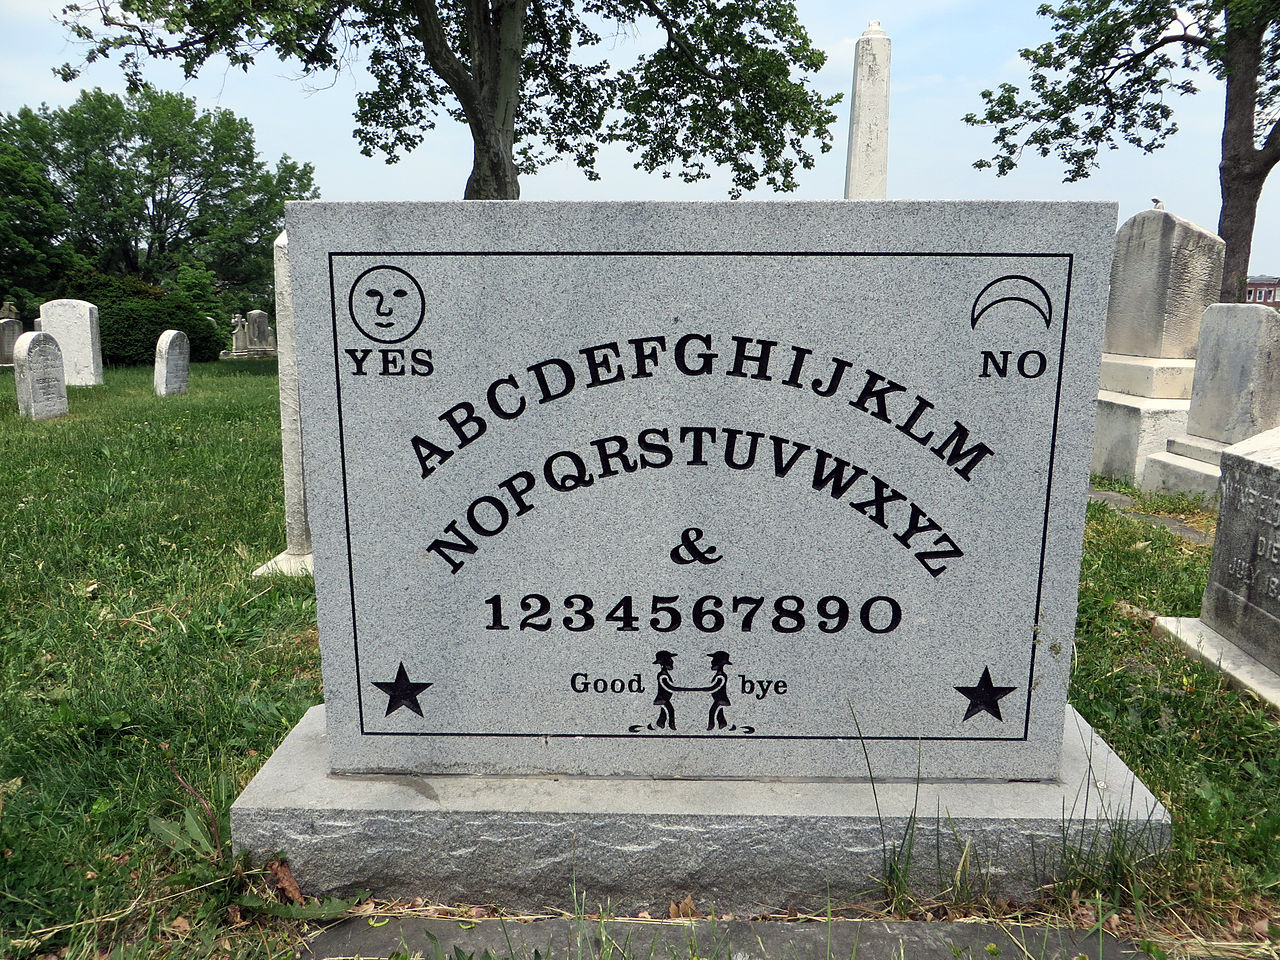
[325,250,1076,743]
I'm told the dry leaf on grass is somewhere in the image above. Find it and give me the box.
[167,916,191,937]
[267,859,305,905]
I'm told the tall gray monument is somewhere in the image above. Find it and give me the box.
[233,201,1166,910]
[844,21,890,200]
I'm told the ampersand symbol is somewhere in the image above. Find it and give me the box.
[670,527,722,565]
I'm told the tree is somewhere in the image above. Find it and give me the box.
[58,0,840,200]
[963,1,1279,302]
[0,137,71,313]
[3,87,318,298]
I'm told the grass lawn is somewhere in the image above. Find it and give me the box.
[0,363,1278,958]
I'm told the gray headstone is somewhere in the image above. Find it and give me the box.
[14,331,68,421]
[38,298,103,386]
[247,309,271,347]
[1103,209,1224,358]
[154,329,190,397]
[1186,304,1280,444]
[0,318,20,364]
[287,200,1115,783]
[1201,427,1280,673]
[231,315,249,355]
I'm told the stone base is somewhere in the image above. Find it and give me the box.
[1099,354,1195,400]
[1093,391,1190,483]
[1166,434,1228,466]
[220,349,278,360]
[1154,617,1280,714]
[232,705,1169,911]
[251,549,314,577]
[1140,450,1220,497]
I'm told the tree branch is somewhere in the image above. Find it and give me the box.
[407,0,482,118]
[1103,32,1212,85]
[633,0,721,83]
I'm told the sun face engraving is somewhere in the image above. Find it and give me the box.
[348,265,426,343]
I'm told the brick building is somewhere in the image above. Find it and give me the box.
[1246,275,1279,304]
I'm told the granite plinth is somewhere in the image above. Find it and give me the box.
[305,917,1137,960]
[1098,354,1195,400]
[1154,617,1280,714]
[1092,391,1189,484]
[1139,450,1221,497]
[252,549,314,577]
[232,704,1169,910]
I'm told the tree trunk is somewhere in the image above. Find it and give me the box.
[1218,165,1265,303]
[464,124,520,199]
[1216,7,1266,302]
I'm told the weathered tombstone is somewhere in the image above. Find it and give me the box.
[253,231,314,577]
[0,300,18,320]
[1156,427,1280,711]
[14,331,68,421]
[232,201,1166,910]
[0,318,20,365]
[1093,208,1224,483]
[844,21,890,201]
[153,329,190,397]
[38,299,103,386]
[230,315,249,355]
[1143,303,1280,495]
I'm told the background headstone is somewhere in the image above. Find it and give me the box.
[1143,303,1280,495]
[253,231,314,577]
[0,318,20,365]
[14,331,68,421]
[1093,208,1224,483]
[153,329,190,397]
[1156,427,1280,713]
[0,300,17,320]
[37,299,103,386]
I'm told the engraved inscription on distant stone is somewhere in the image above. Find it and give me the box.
[287,200,1115,783]
[14,331,69,421]
[1202,428,1280,673]
[154,329,191,397]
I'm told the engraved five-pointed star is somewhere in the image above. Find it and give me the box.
[373,662,433,717]
[954,667,1017,722]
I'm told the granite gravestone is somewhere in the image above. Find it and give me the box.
[38,299,102,386]
[154,329,190,397]
[286,201,1114,783]
[1200,428,1280,673]
[14,331,69,421]
[0,318,20,365]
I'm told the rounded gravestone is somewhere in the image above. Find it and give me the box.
[154,329,191,397]
[14,331,69,421]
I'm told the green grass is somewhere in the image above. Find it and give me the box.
[0,361,321,958]
[0,367,1278,958]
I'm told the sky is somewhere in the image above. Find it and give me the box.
[1,0,1275,272]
